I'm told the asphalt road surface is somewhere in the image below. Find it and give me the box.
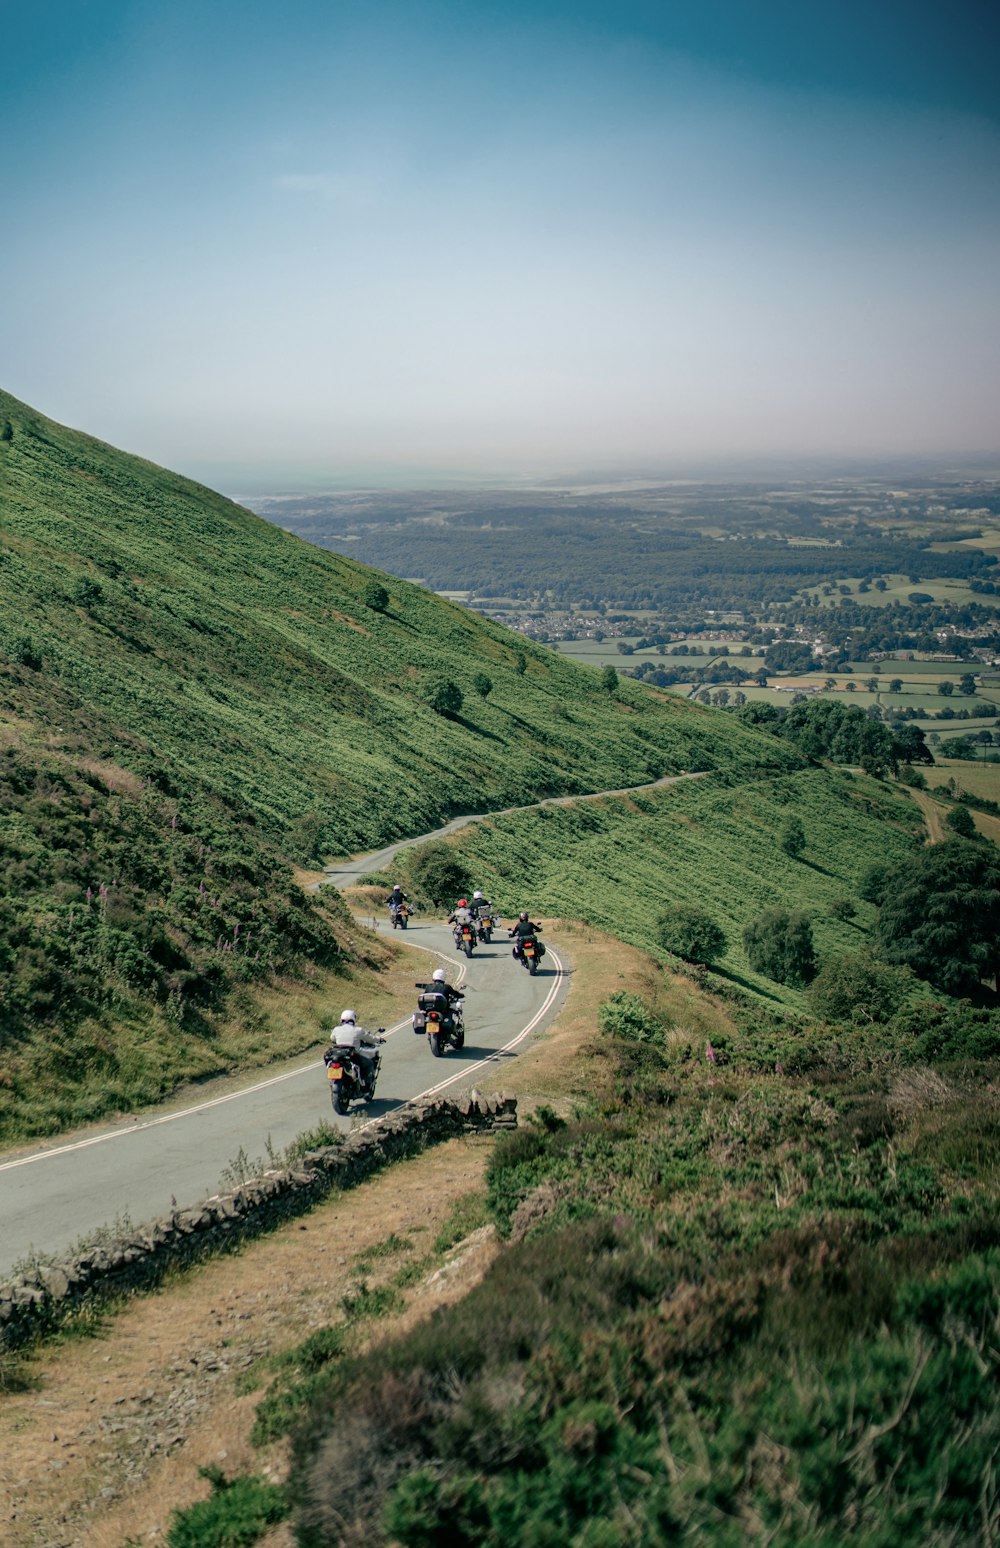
[0,918,566,1279]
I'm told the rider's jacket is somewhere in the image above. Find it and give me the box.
[329,1025,381,1060]
[510,918,541,938]
[449,906,473,926]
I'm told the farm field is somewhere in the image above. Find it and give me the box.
[924,760,1000,801]
[797,574,992,609]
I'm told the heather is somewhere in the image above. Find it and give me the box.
[284,979,1000,1547]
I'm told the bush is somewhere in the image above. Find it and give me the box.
[809,950,912,1024]
[829,897,857,922]
[780,816,806,859]
[600,664,617,693]
[898,764,927,789]
[472,672,493,699]
[656,905,727,964]
[404,841,473,907]
[743,908,817,986]
[167,1469,288,1547]
[423,678,463,718]
[362,579,389,611]
[945,804,977,838]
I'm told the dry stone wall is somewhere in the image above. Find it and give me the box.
[0,1090,516,1352]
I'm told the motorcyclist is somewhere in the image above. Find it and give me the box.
[470,889,493,918]
[385,883,409,913]
[509,911,543,961]
[425,965,464,1009]
[448,898,474,926]
[324,1009,385,1096]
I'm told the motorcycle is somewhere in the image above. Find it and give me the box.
[453,920,477,957]
[388,901,410,929]
[412,984,465,1057]
[475,911,494,943]
[511,930,545,976]
[324,1034,384,1114]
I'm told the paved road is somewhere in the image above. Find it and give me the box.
[0,920,566,1279]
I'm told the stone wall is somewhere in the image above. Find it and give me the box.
[0,1090,516,1353]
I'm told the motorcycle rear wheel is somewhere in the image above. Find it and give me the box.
[332,1085,350,1114]
[428,1033,443,1057]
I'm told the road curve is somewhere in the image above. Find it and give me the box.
[0,921,566,1279]
[0,770,700,1277]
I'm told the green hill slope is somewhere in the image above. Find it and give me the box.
[0,390,798,855]
[0,390,802,1138]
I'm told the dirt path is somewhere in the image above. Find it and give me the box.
[912,788,946,843]
[1,929,686,1548]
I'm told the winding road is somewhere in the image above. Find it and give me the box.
[0,770,702,1279]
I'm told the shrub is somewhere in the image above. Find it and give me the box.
[829,897,857,921]
[404,841,472,907]
[167,1469,288,1547]
[423,678,463,718]
[898,764,927,789]
[12,635,41,669]
[71,575,103,608]
[780,815,806,859]
[809,950,912,1024]
[472,671,493,699]
[600,664,617,694]
[945,804,977,838]
[656,905,727,964]
[362,579,389,611]
[743,908,816,986]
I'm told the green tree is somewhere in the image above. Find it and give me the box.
[472,672,493,699]
[743,909,816,986]
[875,838,1000,994]
[889,678,903,693]
[362,579,389,611]
[780,816,806,859]
[829,897,857,921]
[938,736,976,760]
[656,905,727,964]
[958,673,977,696]
[945,804,977,838]
[600,664,618,694]
[809,950,912,1024]
[423,678,463,718]
[937,680,954,697]
[404,841,473,907]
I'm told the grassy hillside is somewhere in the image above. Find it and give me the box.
[436,767,926,1009]
[0,390,801,1137]
[0,390,799,858]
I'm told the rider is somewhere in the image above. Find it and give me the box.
[428,965,464,1010]
[470,889,492,918]
[448,898,474,929]
[324,1009,385,1095]
[385,882,409,912]
[508,911,542,959]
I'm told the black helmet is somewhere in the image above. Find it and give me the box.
[519,911,529,921]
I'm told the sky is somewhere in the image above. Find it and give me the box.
[1,0,999,488]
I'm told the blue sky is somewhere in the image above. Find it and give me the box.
[2,0,998,486]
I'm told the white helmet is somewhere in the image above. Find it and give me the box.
[340,1008,357,1024]
[473,890,484,900]
[432,968,447,983]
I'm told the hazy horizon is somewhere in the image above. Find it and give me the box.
[3,1,998,488]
